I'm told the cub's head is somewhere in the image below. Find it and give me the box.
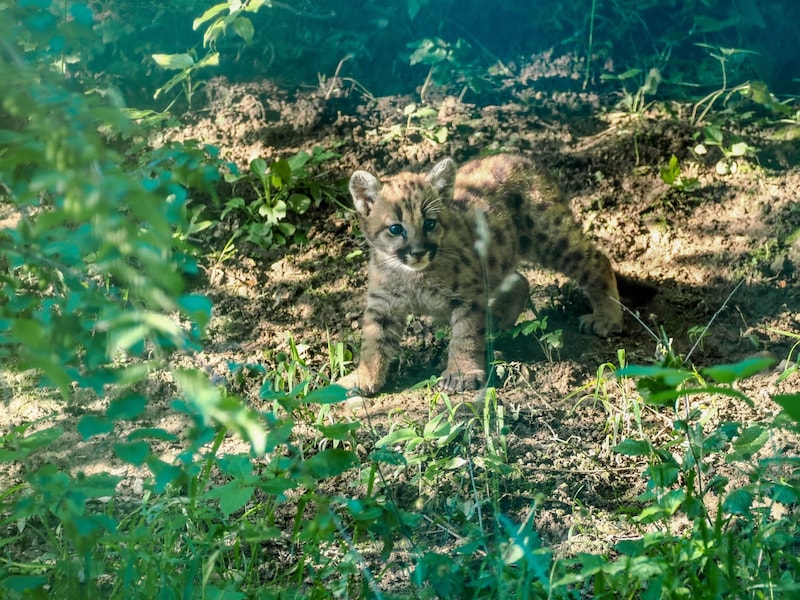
[349,158,456,272]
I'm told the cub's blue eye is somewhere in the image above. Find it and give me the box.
[388,224,405,236]
[423,219,437,233]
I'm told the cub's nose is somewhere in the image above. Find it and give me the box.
[410,249,427,260]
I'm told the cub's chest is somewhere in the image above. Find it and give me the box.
[373,263,466,320]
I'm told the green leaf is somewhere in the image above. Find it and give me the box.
[704,125,724,144]
[723,487,754,515]
[773,393,800,423]
[303,384,349,405]
[633,504,670,524]
[75,473,124,498]
[614,538,645,556]
[179,294,213,331]
[375,427,420,447]
[107,394,147,421]
[617,365,694,386]
[11,319,46,350]
[407,0,423,19]
[114,441,151,466]
[77,415,113,440]
[702,356,775,384]
[422,412,449,439]
[250,158,268,180]
[613,439,653,456]
[193,3,229,30]
[287,193,311,214]
[727,425,768,461]
[409,38,448,66]
[148,459,185,493]
[440,456,467,470]
[69,3,94,26]
[270,159,292,187]
[369,446,407,466]
[618,68,643,80]
[258,477,298,495]
[660,154,680,185]
[287,150,311,173]
[770,483,800,504]
[316,422,360,440]
[196,52,220,68]
[17,427,64,455]
[152,53,195,70]
[658,489,685,516]
[217,454,253,478]
[264,199,286,222]
[277,222,296,237]
[245,0,271,13]
[730,141,748,157]
[219,485,254,517]
[175,369,268,455]
[203,20,227,46]
[1,575,48,592]
[232,16,255,45]
[302,448,358,479]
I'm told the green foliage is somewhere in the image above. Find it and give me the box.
[694,125,755,175]
[660,154,700,192]
[221,147,340,250]
[381,102,449,144]
[0,21,215,397]
[569,349,645,456]
[558,356,800,598]
[408,36,491,102]
[601,67,662,114]
[2,1,799,598]
[152,50,220,107]
[510,316,563,363]
[151,0,272,106]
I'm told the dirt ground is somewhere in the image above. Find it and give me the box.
[3,53,800,576]
[177,59,800,551]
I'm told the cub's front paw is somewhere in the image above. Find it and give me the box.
[439,368,486,393]
[336,369,381,396]
[579,312,623,338]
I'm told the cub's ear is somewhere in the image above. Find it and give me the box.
[427,157,456,201]
[349,170,382,216]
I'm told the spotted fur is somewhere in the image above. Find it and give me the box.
[339,154,623,395]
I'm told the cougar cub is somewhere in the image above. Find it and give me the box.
[339,154,626,395]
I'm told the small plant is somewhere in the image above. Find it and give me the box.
[694,125,754,175]
[151,0,267,106]
[768,326,800,383]
[569,349,646,456]
[151,51,219,107]
[601,66,662,114]
[691,44,759,125]
[221,147,339,249]
[686,323,709,352]
[510,316,563,363]
[660,154,701,192]
[381,102,449,144]
[407,36,487,103]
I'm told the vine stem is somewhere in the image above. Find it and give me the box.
[582,0,597,90]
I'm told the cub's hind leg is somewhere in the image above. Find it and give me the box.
[571,243,622,337]
[529,205,623,337]
[490,271,530,331]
